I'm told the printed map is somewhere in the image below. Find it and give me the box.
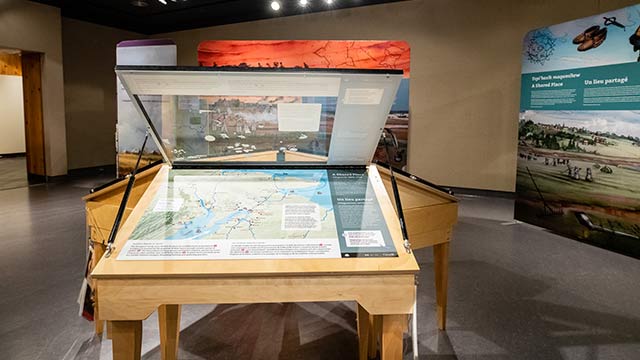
[129,169,337,241]
[118,168,397,260]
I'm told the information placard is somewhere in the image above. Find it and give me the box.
[118,168,398,260]
[517,5,640,258]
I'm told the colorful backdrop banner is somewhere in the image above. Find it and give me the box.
[197,40,411,169]
[517,5,640,258]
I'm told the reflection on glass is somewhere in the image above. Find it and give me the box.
[139,95,337,163]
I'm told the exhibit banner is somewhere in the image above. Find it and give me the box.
[116,39,176,176]
[517,5,640,257]
[197,40,411,169]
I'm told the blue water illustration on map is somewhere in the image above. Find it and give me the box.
[267,170,333,210]
[165,169,333,240]
[167,208,250,240]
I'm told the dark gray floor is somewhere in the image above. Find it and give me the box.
[0,179,638,360]
[0,156,28,191]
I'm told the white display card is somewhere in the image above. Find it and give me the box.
[277,103,322,132]
[344,88,385,105]
[344,230,386,247]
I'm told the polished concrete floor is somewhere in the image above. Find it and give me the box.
[0,156,28,191]
[0,177,638,360]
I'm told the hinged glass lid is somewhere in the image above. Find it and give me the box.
[116,66,403,167]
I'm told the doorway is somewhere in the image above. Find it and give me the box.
[0,49,46,191]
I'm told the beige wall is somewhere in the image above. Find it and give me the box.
[0,0,67,176]
[62,18,143,170]
[0,75,25,154]
[155,0,639,191]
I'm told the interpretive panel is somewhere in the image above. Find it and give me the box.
[518,4,640,258]
[118,168,398,260]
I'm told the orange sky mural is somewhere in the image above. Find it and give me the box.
[197,40,410,77]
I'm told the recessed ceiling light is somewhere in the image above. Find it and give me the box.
[270,1,281,11]
[299,0,309,6]
[326,0,334,4]
[131,0,149,7]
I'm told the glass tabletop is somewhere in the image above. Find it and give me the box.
[118,167,398,260]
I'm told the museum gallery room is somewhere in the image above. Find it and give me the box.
[1,0,640,359]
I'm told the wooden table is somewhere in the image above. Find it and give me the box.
[92,165,420,360]
[376,165,458,330]
[83,163,162,335]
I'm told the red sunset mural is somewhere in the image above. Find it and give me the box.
[197,40,410,77]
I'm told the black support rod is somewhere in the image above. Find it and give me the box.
[104,133,149,258]
[382,129,412,253]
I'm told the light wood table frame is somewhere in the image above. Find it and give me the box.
[93,165,420,360]
[83,164,162,335]
[376,165,458,330]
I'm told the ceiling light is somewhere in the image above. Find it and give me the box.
[270,1,281,11]
[131,0,149,7]
[299,0,309,6]
[158,0,167,4]
[326,0,334,4]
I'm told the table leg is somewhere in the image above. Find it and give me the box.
[158,304,181,360]
[433,242,450,330]
[106,321,113,340]
[369,315,381,358]
[356,304,371,360]
[380,314,406,360]
[92,242,105,335]
[95,314,104,336]
[95,315,104,336]
[111,320,142,360]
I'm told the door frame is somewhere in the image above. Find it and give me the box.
[20,51,46,181]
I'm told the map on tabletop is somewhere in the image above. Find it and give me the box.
[118,169,398,260]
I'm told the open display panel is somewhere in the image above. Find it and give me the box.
[115,66,404,260]
[116,66,403,167]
